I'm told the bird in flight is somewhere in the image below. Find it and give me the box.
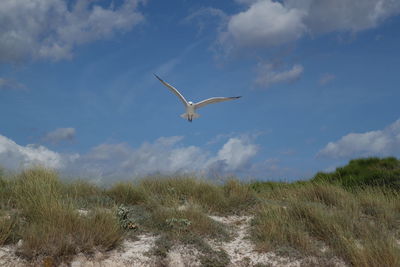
[154,74,241,122]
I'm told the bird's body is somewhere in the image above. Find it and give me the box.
[181,102,199,122]
[154,74,241,122]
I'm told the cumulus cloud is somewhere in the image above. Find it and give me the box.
[214,0,399,86]
[43,128,76,144]
[0,135,65,169]
[220,0,400,50]
[0,132,262,180]
[318,119,400,159]
[255,62,303,88]
[286,0,400,34]
[220,0,306,49]
[98,136,207,177]
[0,0,144,62]
[319,73,336,86]
[213,137,259,171]
[72,136,259,179]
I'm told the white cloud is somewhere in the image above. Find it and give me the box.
[214,0,400,88]
[318,119,400,158]
[73,136,259,178]
[220,0,306,49]
[255,62,303,88]
[43,128,76,144]
[220,0,400,50]
[286,0,400,33]
[0,133,261,180]
[0,0,144,62]
[0,135,65,169]
[59,135,259,180]
[319,73,336,86]
[214,137,259,171]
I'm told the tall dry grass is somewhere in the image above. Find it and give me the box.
[0,163,398,266]
[250,182,400,266]
[0,215,16,246]
[134,176,257,214]
[9,168,122,262]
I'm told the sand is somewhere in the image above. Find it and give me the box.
[0,215,348,266]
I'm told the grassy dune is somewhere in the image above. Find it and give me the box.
[0,158,399,266]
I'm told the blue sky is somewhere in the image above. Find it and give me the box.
[0,0,400,182]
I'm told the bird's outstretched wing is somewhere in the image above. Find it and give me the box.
[154,74,188,107]
[194,96,241,109]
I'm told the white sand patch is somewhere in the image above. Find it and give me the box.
[0,245,28,267]
[68,234,159,267]
[0,215,348,266]
[208,215,346,267]
[165,245,201,267]
[209,215,296,266]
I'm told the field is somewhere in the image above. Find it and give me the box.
[0,158,399,266]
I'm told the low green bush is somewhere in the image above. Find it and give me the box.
[312,157,400,189]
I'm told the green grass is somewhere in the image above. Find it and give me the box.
[0,158,399,266]
[312,157,400,188]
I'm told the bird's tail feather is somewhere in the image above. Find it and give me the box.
[180,113,200,120]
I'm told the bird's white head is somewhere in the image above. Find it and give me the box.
[188,101,193,105]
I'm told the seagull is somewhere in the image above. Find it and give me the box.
[154,74,241,122]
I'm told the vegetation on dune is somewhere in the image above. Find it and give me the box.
[0,168,123,264]
[0,171,254,265]
[0,214,16,246]
[0,157,399,266]
[312,157,400,188]
[250,182,400,267]
[62,179,114,208]
[111,177,252,266]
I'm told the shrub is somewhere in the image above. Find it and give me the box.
[312,157,400,189]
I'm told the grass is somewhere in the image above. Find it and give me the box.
[0,174,14,209]
[114,177,255,265]
[312,157,400,188]
[137,176,258,214]
[62,180,113,208]
[0,170,250,265]
[107,181,147,205]
[1,168,123,264]
[250,182,400,266]
[0,215,16,246]
[0,157,399,266]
